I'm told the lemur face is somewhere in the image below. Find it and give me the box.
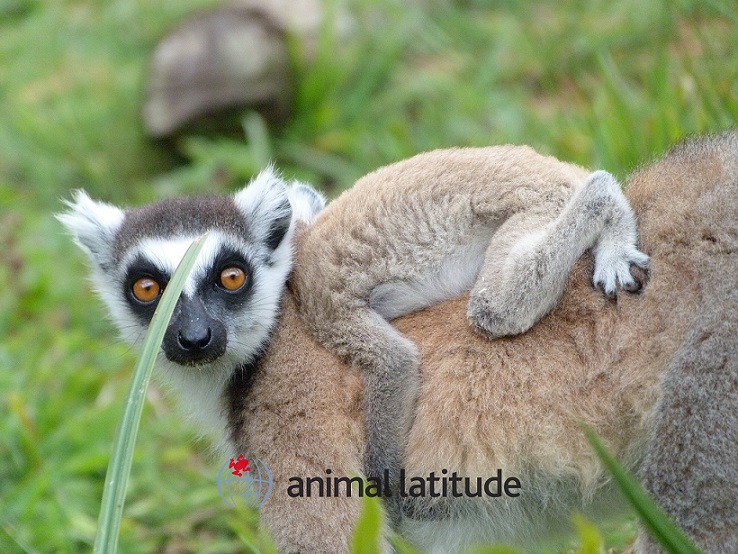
[58,169,325,380]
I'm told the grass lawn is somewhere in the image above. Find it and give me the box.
[0,0,736,552]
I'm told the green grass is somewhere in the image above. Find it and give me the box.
[94,234,208,554]
[0,0,736,552]
[583,428,701,554]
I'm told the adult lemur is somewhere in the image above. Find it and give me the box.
[59,146,646,509]
[59,135,738,553]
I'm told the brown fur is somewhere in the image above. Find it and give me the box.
[231,132,738,552]
[287,146,646,523]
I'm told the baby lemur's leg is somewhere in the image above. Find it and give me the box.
[320,307,420,524]
[469,170,649,338]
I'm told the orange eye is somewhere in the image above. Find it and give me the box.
[220,266,247,291]
[132,277,161,303]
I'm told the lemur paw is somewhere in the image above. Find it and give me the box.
[593,243,650,298]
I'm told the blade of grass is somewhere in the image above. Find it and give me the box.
[349,493,384,554]
[242,111,273,171]
[93,233,209,554]
[582,426,702,554]
[572,513,605,554]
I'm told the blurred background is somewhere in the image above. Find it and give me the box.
[0,0,735,552]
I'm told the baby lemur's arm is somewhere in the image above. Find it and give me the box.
[468,170,649,337]
[292,146,648,522]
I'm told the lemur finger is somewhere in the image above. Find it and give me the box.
[594,278,618,299]
[629,249,650,269]
[627,262,651,293]
[618,270,642,293]
[622,278,643,293]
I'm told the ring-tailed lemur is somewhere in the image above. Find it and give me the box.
[57,169,325,452]
[291,145,649,521]
[60,137,738,554]
[59,149,646,505]
[60,151,647,500]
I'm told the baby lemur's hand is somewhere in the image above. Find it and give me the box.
[587,169,650,298]
[593,240,650,297]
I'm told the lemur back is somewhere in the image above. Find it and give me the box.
[291,145,649,518]
[230,133,738,553]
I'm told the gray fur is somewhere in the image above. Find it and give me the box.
[112,196,255,263]
[638,315,738,553]
[468,170,650,337]
[636,133,738,553]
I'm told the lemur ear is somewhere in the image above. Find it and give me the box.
[234,167,293,251]
[56,190,125,271]
[287,182,326,225]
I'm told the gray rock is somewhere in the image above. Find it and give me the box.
[142,0,352,138]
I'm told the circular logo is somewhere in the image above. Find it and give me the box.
[217,456,273,508]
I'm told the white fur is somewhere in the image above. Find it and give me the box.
[58,172,325,455]
[590,171,650,294]
[369,231,490,320]
[233,170,317,291]
[288,181,327,225]
[234,166,293,234]
[56,190,124,268]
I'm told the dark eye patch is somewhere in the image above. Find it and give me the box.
[122,248,256,328]
[123,256,170,323]
[206,248,254,297]
[187,248,256,327]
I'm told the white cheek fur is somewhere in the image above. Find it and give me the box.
[100,230,295,454]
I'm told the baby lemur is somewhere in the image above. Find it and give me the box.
[291,145,649,512]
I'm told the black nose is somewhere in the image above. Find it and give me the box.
[163,296,227,366]
[177,327,212,351]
